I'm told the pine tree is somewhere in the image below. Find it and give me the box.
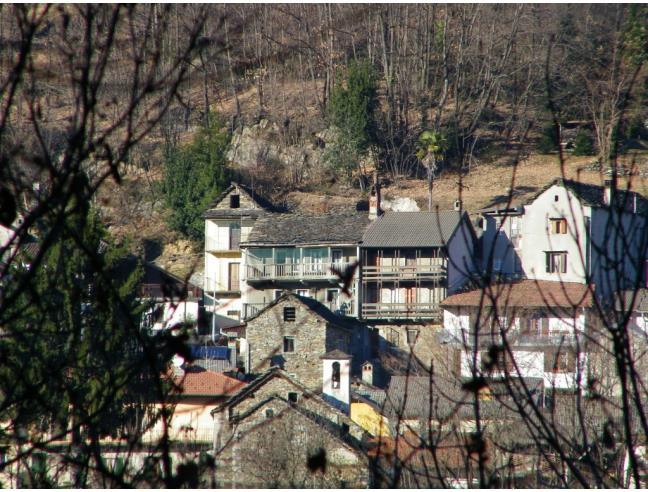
[162,114,231,241]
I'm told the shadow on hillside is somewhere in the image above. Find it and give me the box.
[482,185,538,209]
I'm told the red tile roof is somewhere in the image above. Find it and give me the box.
[173,368,246,397]
[441,280,593,309]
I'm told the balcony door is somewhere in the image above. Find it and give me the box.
[229,223,241,250]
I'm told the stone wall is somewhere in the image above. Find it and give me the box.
[216,394,370,488]
[245,296,352,390]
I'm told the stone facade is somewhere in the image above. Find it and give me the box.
[244,294,355,390]
[213,370,370,488]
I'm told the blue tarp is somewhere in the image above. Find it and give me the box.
[190,346,230,360]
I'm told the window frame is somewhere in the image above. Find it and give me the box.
[549,218,568,235]
[546,251,568,273]
[283,336,295,353]
[283,306,296,322]
[230,194,240,209]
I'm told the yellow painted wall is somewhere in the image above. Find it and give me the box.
[350,402,391,438]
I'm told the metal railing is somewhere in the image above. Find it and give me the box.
[441,329,580,347]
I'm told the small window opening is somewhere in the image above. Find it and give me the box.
[283,336,295,353]
[265,408,274,418]
[342,423,350,435]
[550,218,567,234]
[283,306,296,322]
[332,361,341,389]
[230,194,240,208]
[288,392,299,403]
[554,195,559,202]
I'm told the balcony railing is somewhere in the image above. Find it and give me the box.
[362,262,447,281]
[361,302,442,320]
[440,330,580,347]
[245,261,351,282]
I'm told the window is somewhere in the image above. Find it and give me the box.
[288,392,299,403]
[283,336,295,353]
[283,306,296,322]
[296,289,310,298]
[274,290,282,300]
[31,452,47,474]
[550,218,567,234]
[230,194,240,208]
[406,328,419,346]
[265,408,274,418]
[546,251,567,273]
[341,423,350,435]
[229,223,241,250]
[226,310,241,320]
[554,194,559,202]
[332,361,341,389]
[386,328,399,346]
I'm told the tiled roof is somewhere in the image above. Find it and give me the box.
[173,367,246,396]
[441,280,594,309]
[242,211,370,246]
[361,211,466,248]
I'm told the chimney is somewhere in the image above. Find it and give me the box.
[369,171,381,220]
[454,199,462,212]
[604,178,613,206]
[361,361,374,386]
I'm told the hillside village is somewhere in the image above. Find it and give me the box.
[4,3,648,489]
[5,172,648,487]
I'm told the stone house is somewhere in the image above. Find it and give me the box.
[211,367,372,488]
[242,292,372,389]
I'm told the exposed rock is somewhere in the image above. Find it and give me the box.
[381,196,420,212]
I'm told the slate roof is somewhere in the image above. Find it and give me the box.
[361,211,467,248]
[320,349,353,360]
[244,292,356,330]
[242,211,371,246]
[203,182,277,219]
[172,367,246,397]
[441,280,594,309]
[527,178,648,214]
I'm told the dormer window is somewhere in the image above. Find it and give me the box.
[230,194,240,208]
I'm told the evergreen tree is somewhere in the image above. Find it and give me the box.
[572,129,595,156]
[162,115,230,241]
[0,202,165,456]
[324,60,378,185]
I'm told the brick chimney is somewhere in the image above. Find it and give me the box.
[369,171,382,220]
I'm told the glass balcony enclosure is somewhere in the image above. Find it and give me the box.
[245,246,354,283]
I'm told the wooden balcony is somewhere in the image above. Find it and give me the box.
[361,302,443,320]
[245,261,350,283]
[361,262,447,282]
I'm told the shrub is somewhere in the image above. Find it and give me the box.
[572,129,595,156]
